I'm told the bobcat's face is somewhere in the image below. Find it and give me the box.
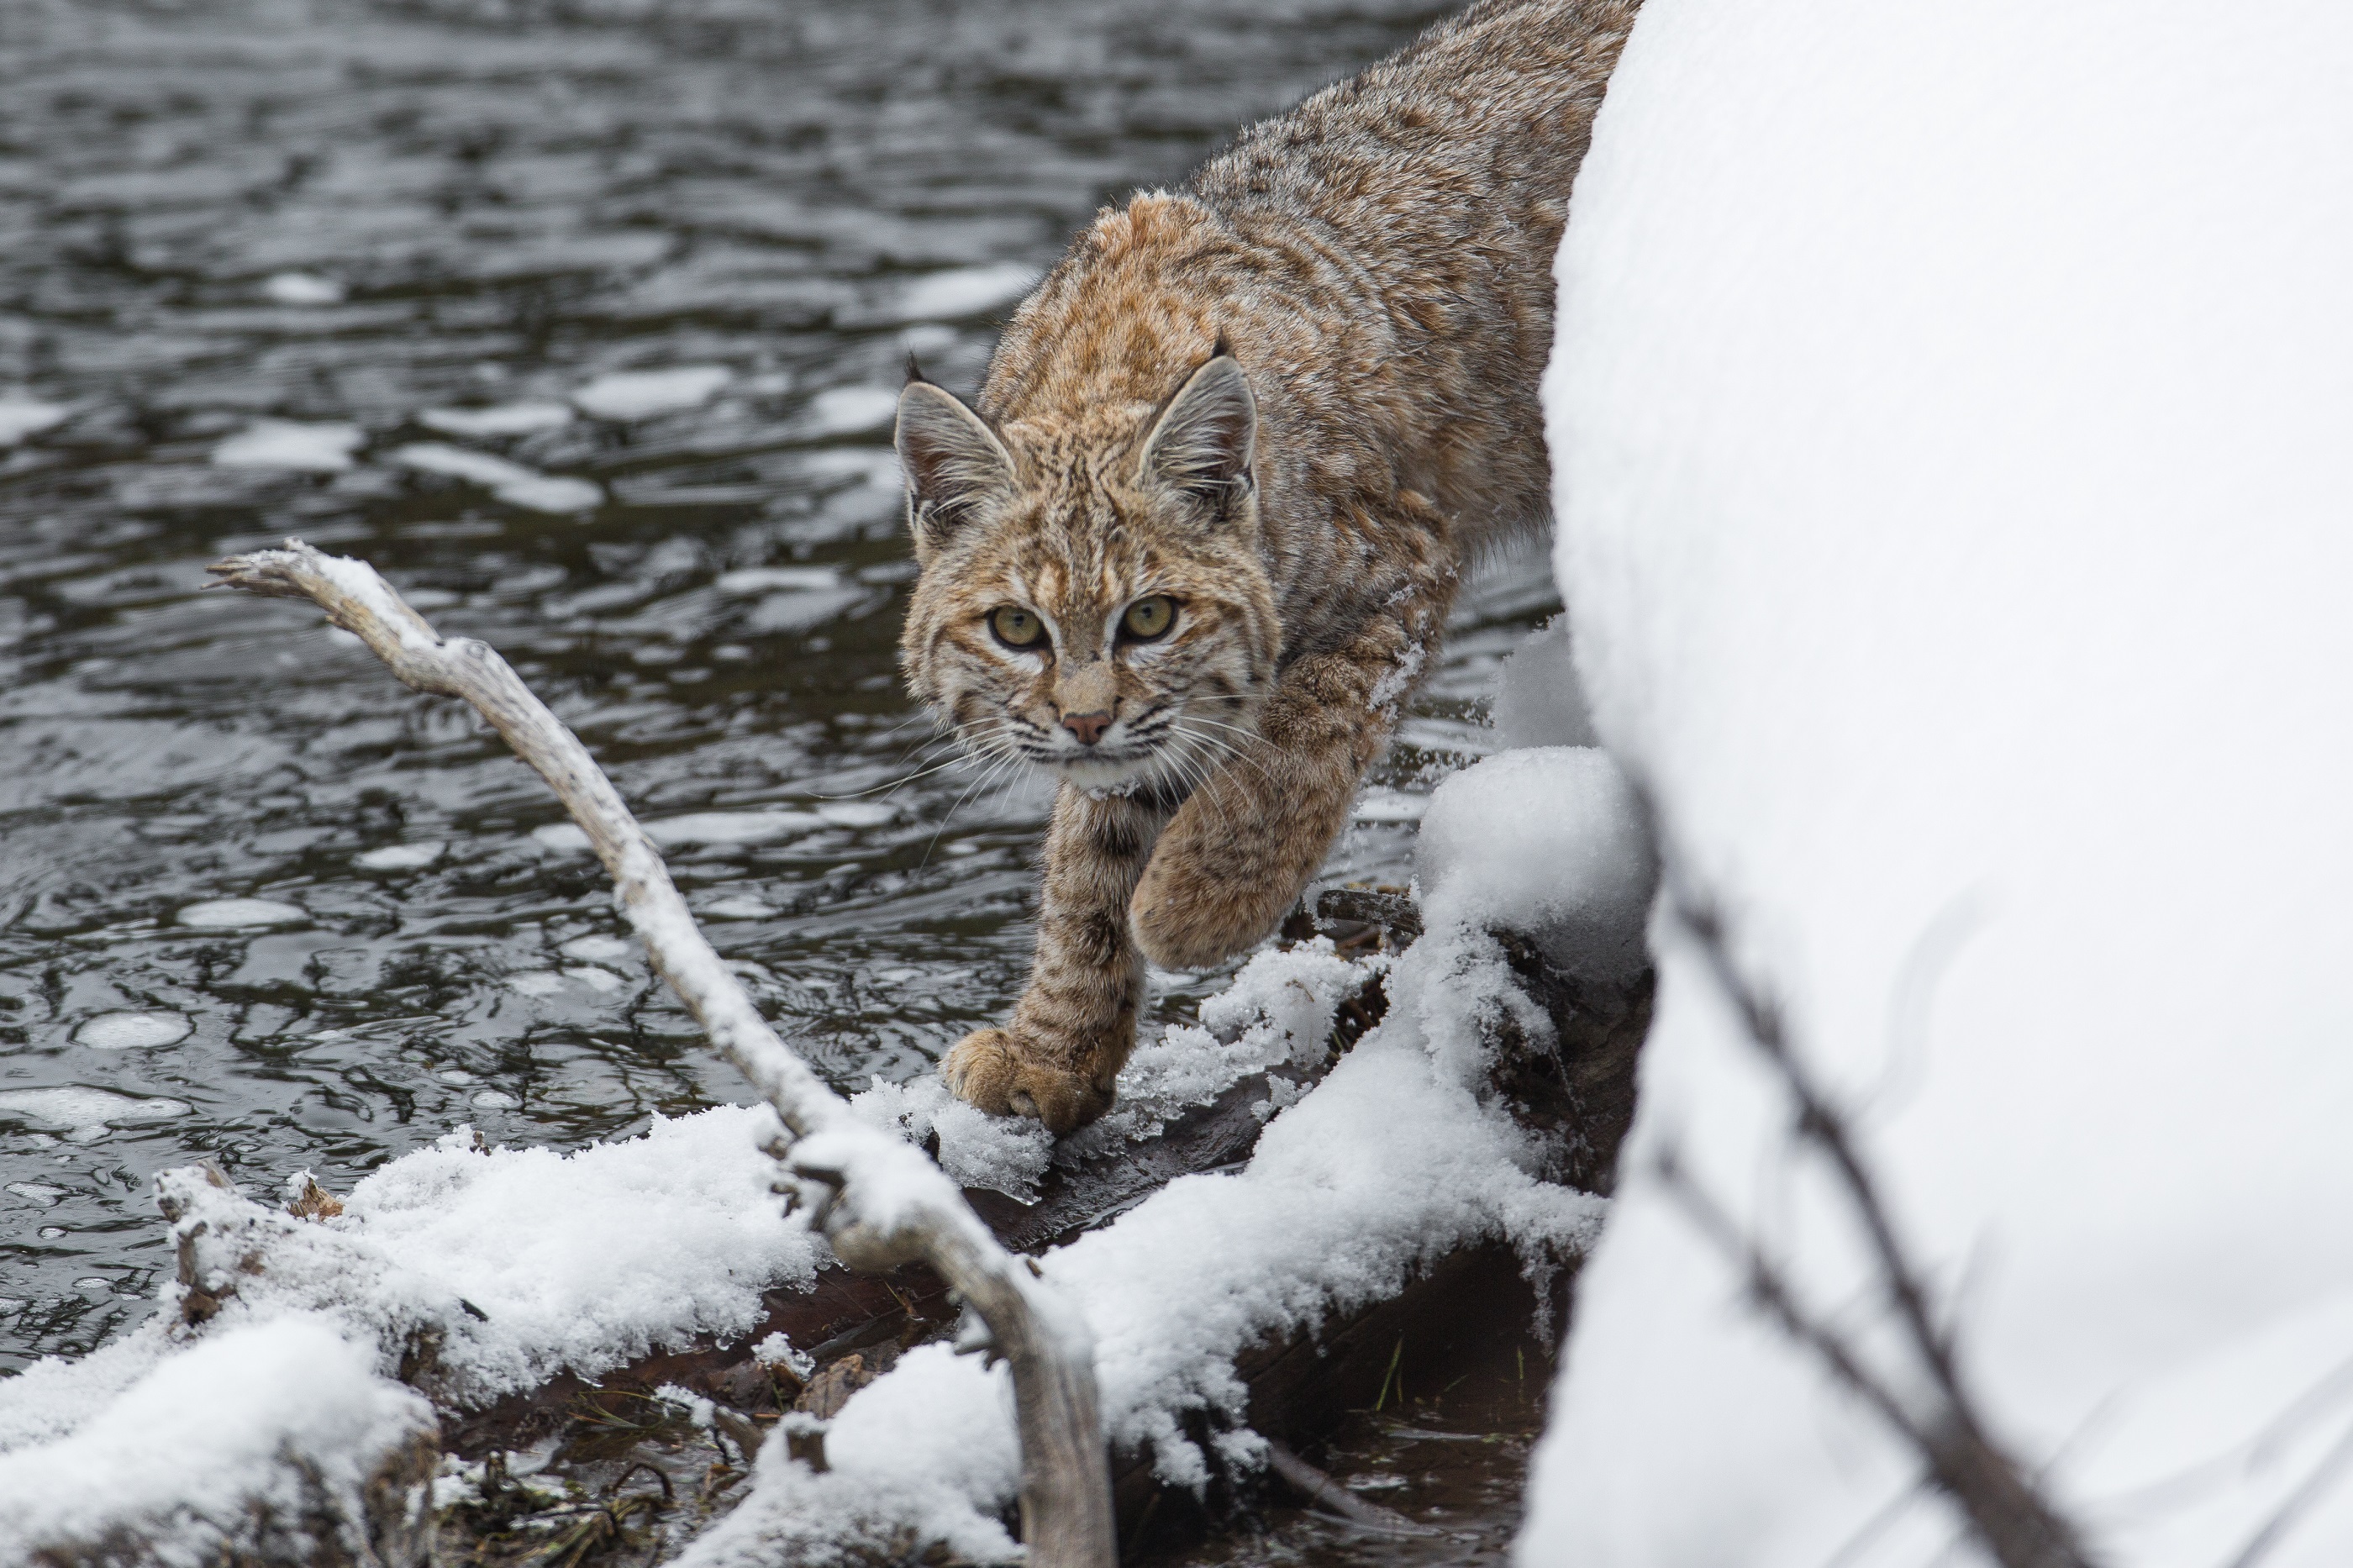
[897,355,1282,795]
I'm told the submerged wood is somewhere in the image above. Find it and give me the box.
[208,540,1117,1568]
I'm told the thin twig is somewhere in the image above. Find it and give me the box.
[208,540,1114,1568]
[1664,891,2098,1568]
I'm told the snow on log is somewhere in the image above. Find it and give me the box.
[1524,0,2353,1564]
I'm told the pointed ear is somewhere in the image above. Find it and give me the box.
[1137,355,1255,516]
[895,380,1014,557]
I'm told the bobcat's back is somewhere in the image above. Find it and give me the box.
[981,0,1640,632]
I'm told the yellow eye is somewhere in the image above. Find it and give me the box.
[989,605,1046,648]
[1120,596,1175,641]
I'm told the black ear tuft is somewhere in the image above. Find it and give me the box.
[1210,330,1232,360]
[894,381,1014,560]
[1137,355,1256,519]
[903,351,928,386]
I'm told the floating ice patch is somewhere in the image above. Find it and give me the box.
[0,1087,192,1143]
[262,271,345,305]
[471,1090,520,1111]
[571,366,731,421]
[391,442,602,514]
[506,971,566,998]
[418,402,574,439]
[212,419,364,473]
[744,587,868,635]
[531,823,591,853]
[74,1012,192,1051]
[644,810,824,847]
[815,801,897,829]
[700,895,776,920]
[804,385,899,436]
[887,262,1039,323]
[1352,787,1428,823]
[355,841,444,871]
[0,398,68,445]
[5,1183,66,1208]
[178,897,307,929]
[564,966,625,994]
[715,566,842,594]
[559,934,634,963]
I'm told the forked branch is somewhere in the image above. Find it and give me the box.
[209,540,1114,1568]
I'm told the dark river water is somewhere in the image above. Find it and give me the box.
[0,0,1555,1402]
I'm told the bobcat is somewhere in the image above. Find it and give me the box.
[894,0,1640,1130]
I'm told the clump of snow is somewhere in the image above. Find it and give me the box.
[1414,748,1655,981]
[0,1087,191,1143]
[179,897,307,928]
[262,271,346,306]
[356,840,444,871]
[0,1316,432,1565]
[851,1075,1055,1199]
[703,928,1602,1565]
[1491,618,1598,749]
[1522,1,2353,1564]
[572,366,731,420]
[392,441,602,513]
[418,401,574,438]
[74,1010,192,1050]
[0,398,68,445]
[212,419,364,472]
[143,1106,819,1406]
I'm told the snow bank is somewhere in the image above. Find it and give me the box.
[696,915,1613,1564]
[1524,1,2353,1564]
[0,1318,431,1565]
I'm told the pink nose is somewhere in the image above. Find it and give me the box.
[1061,710,1113,746]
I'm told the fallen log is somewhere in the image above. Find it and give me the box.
[425,892,1650,1563]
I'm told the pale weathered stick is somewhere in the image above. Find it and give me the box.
[208,540,1115,1568]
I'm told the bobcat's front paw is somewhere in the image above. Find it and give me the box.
[940,1027,1116,1134]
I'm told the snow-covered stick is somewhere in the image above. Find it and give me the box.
[1660,889,2095,1568]
[206,539,1116,1568]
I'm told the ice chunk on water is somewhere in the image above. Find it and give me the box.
[355,841,443,871]
[715,566,842,594]
[816,801,897,829]
[531,823,590,853]
[571,366,731,420]
[179,897,307,929]
[392,442,601,514]
[261,271,345,305]
[804,385,898,436]
[885,262,1039,324]
[418,402,574,438]
[645,810,824,846]
[212,419,363,472]
[0,398,68,445]
[0,1087,192,1143]
[74,1012,191,1050]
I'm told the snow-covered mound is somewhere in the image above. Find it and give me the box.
[1523,1,2353,1565]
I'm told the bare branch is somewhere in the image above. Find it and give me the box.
[209,540,1115,1568]
[1664,890,2099,1568]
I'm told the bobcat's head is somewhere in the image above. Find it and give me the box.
[895,354,1281,797]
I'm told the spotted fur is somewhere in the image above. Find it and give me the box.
[896,0,1640,1130]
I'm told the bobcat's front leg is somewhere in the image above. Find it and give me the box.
[1131,556,1456,970]
[940,787,1166,1132]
